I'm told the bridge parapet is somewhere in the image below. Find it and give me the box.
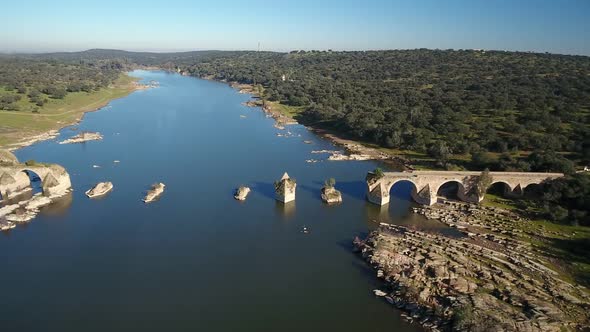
[366,170,563,206]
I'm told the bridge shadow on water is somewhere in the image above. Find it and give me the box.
[251,181,276,200]
[324,180,367,201]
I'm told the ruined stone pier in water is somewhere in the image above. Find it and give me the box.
[366,170,563,206]
[0,150,72,202]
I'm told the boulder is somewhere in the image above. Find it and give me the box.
[85,182,114,198]
[143,183,165,203]
[321,186,342,204]
[234,186,250,201]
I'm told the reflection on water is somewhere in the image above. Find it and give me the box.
[275,200,296,219]
[40,192,73,217]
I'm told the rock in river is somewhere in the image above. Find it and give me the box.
[59,132,103,144]
[143,183,165,203]
[234,186,250,201]
[321,186,342,204]
[85,182,114,198]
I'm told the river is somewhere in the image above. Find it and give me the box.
[0,70,450,331]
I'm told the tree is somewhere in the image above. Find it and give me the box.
[428,141,451,166]
[374,168,384,179]
[527,150,575,174]
[324,178,336,188]
[50,88,67,99]
[541,173,590,226]
[477,168,493,197]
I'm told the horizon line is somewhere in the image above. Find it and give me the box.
[1,47,589,58]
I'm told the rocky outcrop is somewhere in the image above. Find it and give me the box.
[274,172,296,203]
[321,186,342,204]
[328,153,384,161]
[59,132,103,144]
[85,182,113,198]
[234,186,250,201]
[0,150,19,165]
[354,204,590,331]
[143,183,165,203]
[0,194,54,229]
[0,151,72,201]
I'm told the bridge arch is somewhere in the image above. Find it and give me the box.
[489,180,514,192]
[523,183,543,198]
[435,180,466,200]
[22,169,43,195]
[385,179,419,199]
[487,181,518,198]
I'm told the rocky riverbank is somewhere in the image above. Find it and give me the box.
[0,192,69,230]
[354,202,590,331]
[228,80,411,165]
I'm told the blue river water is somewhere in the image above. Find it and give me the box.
[0,70,452,331]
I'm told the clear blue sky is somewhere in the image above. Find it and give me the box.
[1,0,589,55]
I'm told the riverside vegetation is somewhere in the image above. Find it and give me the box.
[0,56,138,148]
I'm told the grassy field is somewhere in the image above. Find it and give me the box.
[483,193,590,287]
[266,101,306,119]
[0,74,138,148]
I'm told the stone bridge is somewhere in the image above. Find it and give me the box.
[0,150,72,202]
[366,170,563,206]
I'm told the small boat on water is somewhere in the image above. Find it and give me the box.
[85,182,114,198]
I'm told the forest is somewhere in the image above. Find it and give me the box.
[167,49,590,174]
[0,56,123,111]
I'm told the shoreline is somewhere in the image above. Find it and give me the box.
[209,78,414,168]
[145,68,412,168]
[2,74,145,152]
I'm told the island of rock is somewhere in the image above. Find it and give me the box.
[85,182,113,198]
[59,132,103,144]
[234,186,250,201]
[274,172,296,203]
[143,183,165,203]
[321,179,342,204]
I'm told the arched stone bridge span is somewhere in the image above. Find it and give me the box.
[366,171,563,206]
[1,150,72,202]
